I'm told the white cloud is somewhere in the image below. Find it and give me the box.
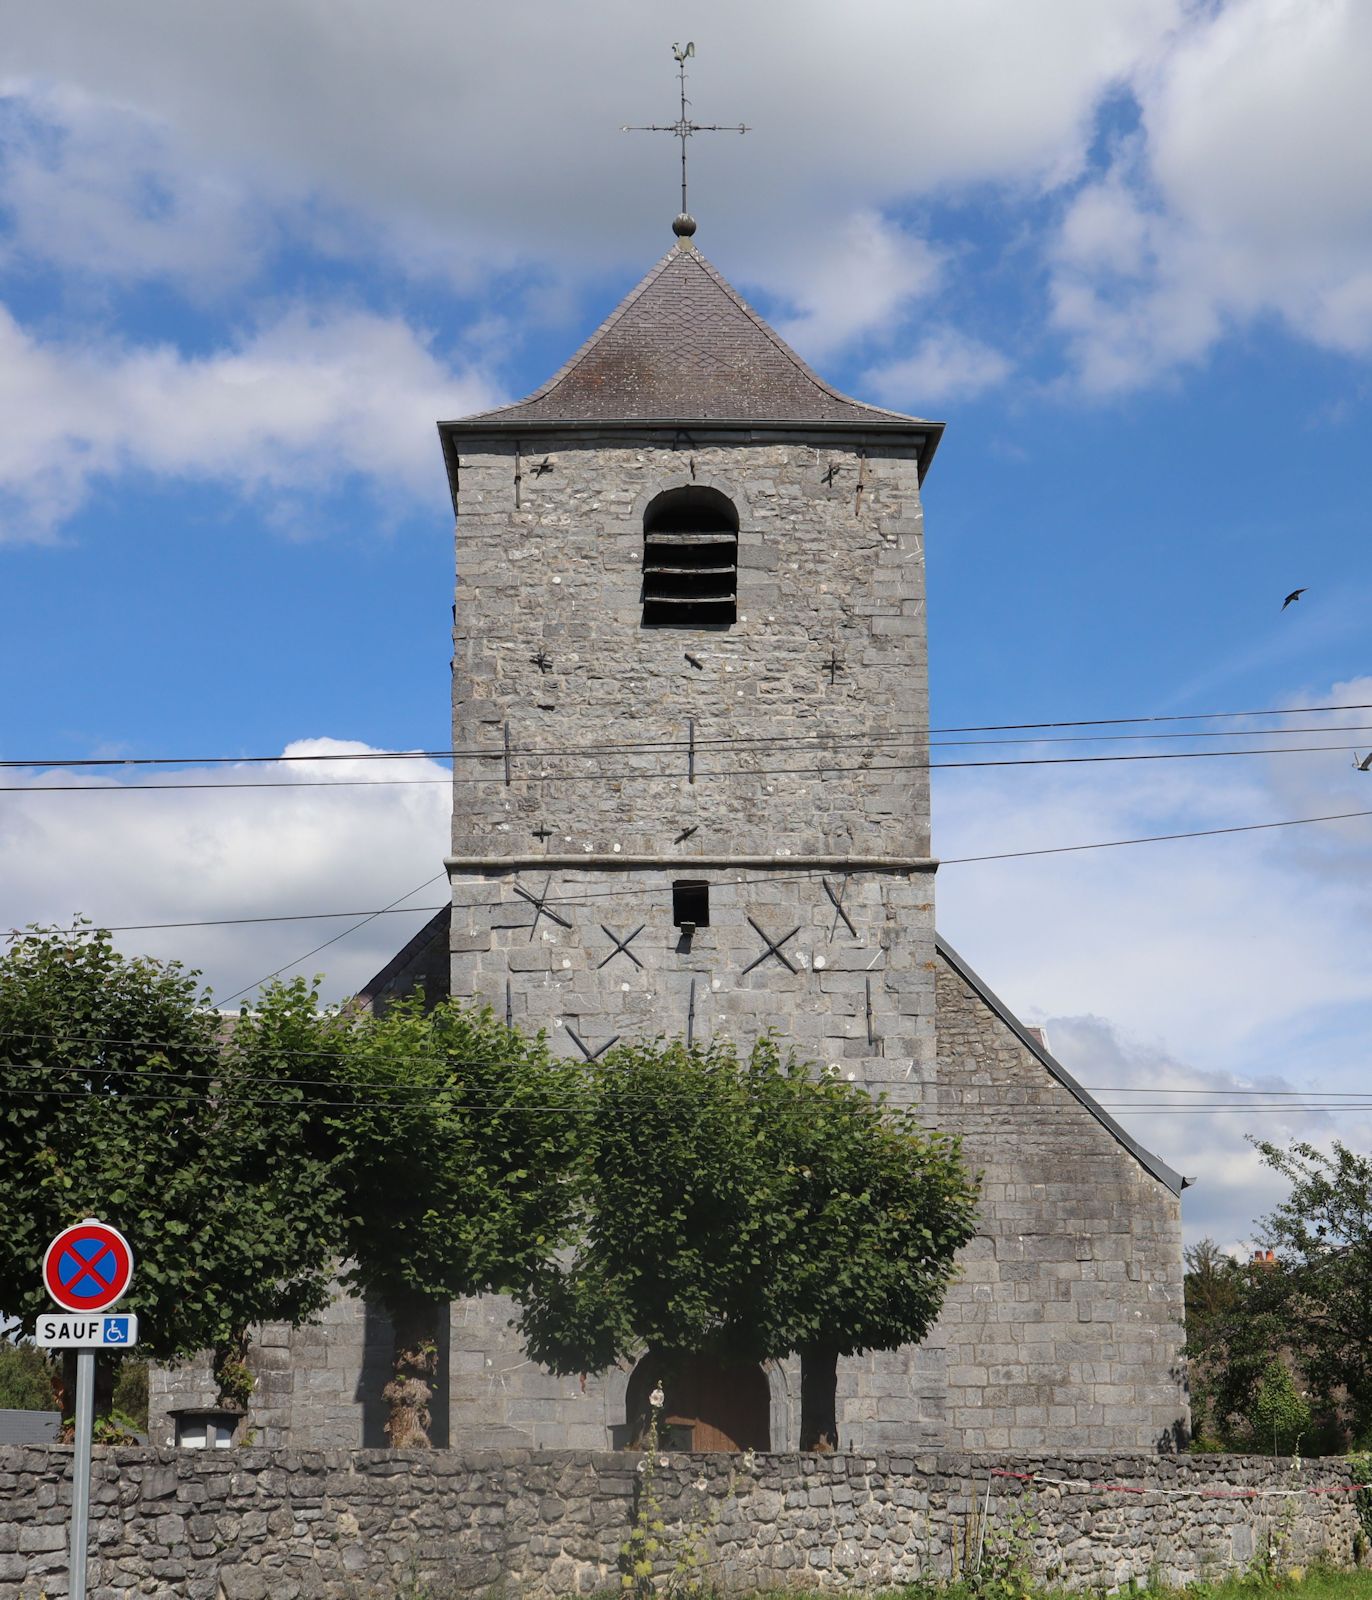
[0,84,264,290]
[7,0,1372,394]
[1041,1014,1372,1249]
[1050,0,1372,388]
[0,1,1183,370]
[763,211,943,363]
[0,740,451,1004]
[862,328,1013,407]
[1,3,1181,263]
[935,677,1372,1243]
[0,301,499,539]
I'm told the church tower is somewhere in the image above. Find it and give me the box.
[439,223,941,1113]
[429,221,954,1450]
[153,217,1189,1457]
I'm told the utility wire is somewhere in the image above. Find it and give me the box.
[215,873,448,1007]
[8,805,1371,942]
[6,700,1370,769]
[0,1077,1363,1118]
[5,741,1372,793]
[6,1045,1372,1105]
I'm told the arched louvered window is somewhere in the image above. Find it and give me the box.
[641,486,738,628]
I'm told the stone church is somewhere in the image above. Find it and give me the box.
[154,218,1190,1456]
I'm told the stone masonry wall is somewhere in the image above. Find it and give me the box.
[448,434,930,860]
[154,946,1188,1455]
[445,429,936,1085]
[433,427,946,1456]
[0,1447,1360,1600]
[915,954,1189,1453]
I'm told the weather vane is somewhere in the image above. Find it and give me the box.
[622,42,749,237]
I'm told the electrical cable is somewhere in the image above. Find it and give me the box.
[0,1074,1366,1118]
[215,873,447,1008]
[4,740,1372,793]
[7,804,1370,942]
[5,1037,1372,1111]
[6,699,1370,769]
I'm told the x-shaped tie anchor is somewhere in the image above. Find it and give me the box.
[823,877,857,939]
[597,923,645,970]
[742,916,801,975]
[565,1024,619,1062]
[513,876,572,941]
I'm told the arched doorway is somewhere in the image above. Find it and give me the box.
[625,1354,770,1452]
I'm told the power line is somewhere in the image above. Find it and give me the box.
[4,740,1372,793]
[7,1049,1368,1113]
[216,873,448,1007]
[939,806,1372,865]
[9,804,1371,943]
[0,1065,1368,1120]
[7,699,1370,769]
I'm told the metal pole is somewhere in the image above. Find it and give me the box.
[70,1349,95,1600]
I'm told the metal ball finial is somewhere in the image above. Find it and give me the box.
[672,212,697,238]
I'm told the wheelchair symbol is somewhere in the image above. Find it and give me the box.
[103,1318,130,1345]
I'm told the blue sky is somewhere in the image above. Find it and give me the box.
[2,0,1371,1245]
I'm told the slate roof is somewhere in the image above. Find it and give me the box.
[450,238,942,455]
[0,1408,59,1445]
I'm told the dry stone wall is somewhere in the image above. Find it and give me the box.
[0,1446,1360,1600]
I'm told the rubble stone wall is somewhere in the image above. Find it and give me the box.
[0,1447,1358,1600]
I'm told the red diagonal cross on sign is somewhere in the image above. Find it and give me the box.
[42,1219,134,1314]
[61,1240,117,1296]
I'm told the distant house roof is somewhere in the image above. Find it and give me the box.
[439,237,943,474]
[935,935,1187,1197]
[0,1408,59,1445]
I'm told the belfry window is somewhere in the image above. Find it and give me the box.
[642,486,738,628]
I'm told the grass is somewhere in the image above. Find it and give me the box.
[389,1564,1372,1600]
[575,1573,1372,1600]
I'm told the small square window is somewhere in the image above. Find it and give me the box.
[672,880,710,929]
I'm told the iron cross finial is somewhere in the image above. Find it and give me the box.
[622,42,749,236]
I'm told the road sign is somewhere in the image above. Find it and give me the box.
[39,1220,137,1600]
[35,1313,139,1349]
[42,1219,134,1314]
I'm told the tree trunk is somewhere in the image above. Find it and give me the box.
[56,1354,115,1440]
[799,1346,838,1452]
[383,1297,441,1448]
[212,1330,254,1413]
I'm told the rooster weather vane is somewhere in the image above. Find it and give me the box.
[622,42,749,236]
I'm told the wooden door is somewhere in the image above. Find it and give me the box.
[627,1355,770,1452]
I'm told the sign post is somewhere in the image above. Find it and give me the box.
[37,1219,136,1600]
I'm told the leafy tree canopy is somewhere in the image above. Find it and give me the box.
[323,994,587,1445]
[0,1340,55,1410]
[519,1036,979,1444]
[0,928,343,1366]
[328,995,587,1310]
[1252,1138,1372,1440]
[1184,1139,1372,1451]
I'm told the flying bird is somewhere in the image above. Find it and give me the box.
[1355,752,1372,772]
[1281,587,1307,610]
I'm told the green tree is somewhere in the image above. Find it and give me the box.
[1250,1138,1372,1440]
[326,996,585,1446]
[1250,1355,1311,1455]
[519,1037,979,1450]
[0,928,343,1414]
[1182,1237,1258,1446]
[0,1340,56,1410]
